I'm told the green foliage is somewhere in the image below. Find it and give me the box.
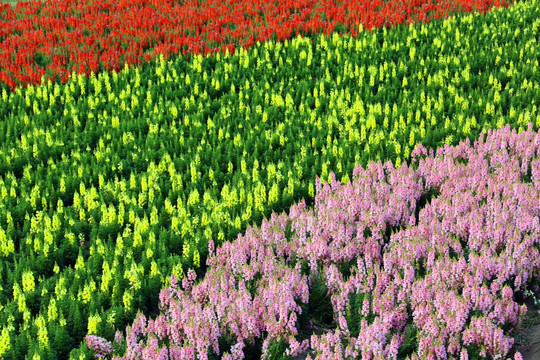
[345,290,379,339]
[397,322,419,359]
[266,337,292,360]
[307,271,335,329]
[345,291,362,338]
[53,326,74,359]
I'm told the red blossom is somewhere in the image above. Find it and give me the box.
[0,0,511,90]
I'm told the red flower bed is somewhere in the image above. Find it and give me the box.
[0,0,510,90]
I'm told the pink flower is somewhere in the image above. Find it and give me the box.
[101,125,540,360]
[86,335,113,359]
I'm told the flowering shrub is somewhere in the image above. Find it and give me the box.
[0,0,511,89]
[86,336,113,358]
[88,123,540,359]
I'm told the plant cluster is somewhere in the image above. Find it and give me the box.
[0,0,511,89]
[89,124,540,360]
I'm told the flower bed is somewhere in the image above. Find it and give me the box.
[0,0,510,89]
[0,0,538,359]
[86,124,540,360]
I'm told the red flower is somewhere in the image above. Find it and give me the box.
[0,0,511,90]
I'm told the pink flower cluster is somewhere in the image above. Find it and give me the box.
[93,124,540,359]
[86,335,113,358]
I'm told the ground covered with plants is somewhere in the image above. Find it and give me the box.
[91,124,540,360]
[0,0,539,359]
[0,0,510,89]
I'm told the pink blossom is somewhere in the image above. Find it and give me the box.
[99,124,540,360]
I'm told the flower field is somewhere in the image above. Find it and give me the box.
[0,0,539,359]
[92,124,540,360]
[0,0,510,89]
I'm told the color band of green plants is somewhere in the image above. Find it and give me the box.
[0,1,539,358]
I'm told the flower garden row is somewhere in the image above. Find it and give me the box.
[89,123,540,360]
[0,0,539,359]
[0,0,511,90]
